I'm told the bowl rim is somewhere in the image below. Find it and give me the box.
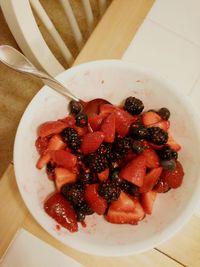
[13,59,200,256]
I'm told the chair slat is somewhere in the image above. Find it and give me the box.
[59,0,84,50]
[0,0,64,76]
[98,0,107,16]
[30,0,74,65]
[81,0,94,33]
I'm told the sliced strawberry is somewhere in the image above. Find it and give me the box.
[148,120,170,132]
[100,113,115,142]
[141,190,157,215]
[44,193,78,232]
[51,150,77,169]
[88,113,108,131]
[110,191,135,212]
[154,178,170,193]
[167,133,181,151]
[47,134,66,151]
[55,167,77,191]
[97,168,109,182]
[140,167,163,193]
[115,108,137,137]
[142,111,161,126]
[74,126,88,136]
[84,184,107,215]
[35,136,49,155]
[119,154,146,187]
[142,148,160,168]
[161,161,184,188]
[36,153,51,169]
[38,121,68,137]
[106,199,145,224]
[81,131,105,154]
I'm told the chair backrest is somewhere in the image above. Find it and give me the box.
[1,0,110,76]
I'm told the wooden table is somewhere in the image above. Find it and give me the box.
[1,1,200,266]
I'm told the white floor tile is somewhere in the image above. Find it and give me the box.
[122,20,200,94]
[147,0,200,46]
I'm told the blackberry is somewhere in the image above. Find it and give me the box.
[157,146,178,160]
[46,161,55,174]
[84,153,108,173]
[61,183,84,207]
[120,180,140,197]
[74,151,84,162]
[75,112,88,127]
[98,180,121,202]
[131,140,145,154]
[75,201,94,221]
[147,127,168,145]
[129,124,149,140]
[97,143,113,162]
[78,169,97,184]
[124,96,144,115]
[69,100,82,115]
[61,127,81,151]
[113,136,132,159]
[157,107,170,120]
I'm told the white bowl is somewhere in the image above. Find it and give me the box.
[14,60,200,256]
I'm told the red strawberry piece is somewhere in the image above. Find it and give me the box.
[148,143,164,150]
[154,178,170,193]
[35,136,49,155]
[142,148,160,168]
[97,168,109,182]
[38,121,68,137]
[81,131,105,154]
[36,153,51,169]
[167,133,181,151]
[99,103,117,115]
[44,193,78,232]
[141,190,157,215]
[88,113,108,131]
[140,167,163,193]
[142,111,161,126]
[51,150,77,169]
[148,120,170,132]
[73,126,88,136]
[47,134,66,151]
[58,115,75,127]
[119,154,146,187]
[106,199,145,224]
[115,108,137,137]
[161,161,184,188]
[110,191,135,212]
[55,167,77,191]
[100,113,116,142]
[84,184,107,215]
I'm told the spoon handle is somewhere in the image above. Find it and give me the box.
[30,70,80,102]
[0,45,79,102]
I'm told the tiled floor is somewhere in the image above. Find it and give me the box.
[122,0,200,215]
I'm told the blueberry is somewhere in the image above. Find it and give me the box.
[160,159,176,171]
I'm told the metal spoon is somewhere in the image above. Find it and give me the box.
[0,45,109,114]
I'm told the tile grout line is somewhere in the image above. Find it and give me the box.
[147,18,200,49]
[154,248,188,267]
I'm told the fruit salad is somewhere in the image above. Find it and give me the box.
[35,97,184,232]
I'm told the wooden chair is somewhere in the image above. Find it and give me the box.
[1,0,110,76]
